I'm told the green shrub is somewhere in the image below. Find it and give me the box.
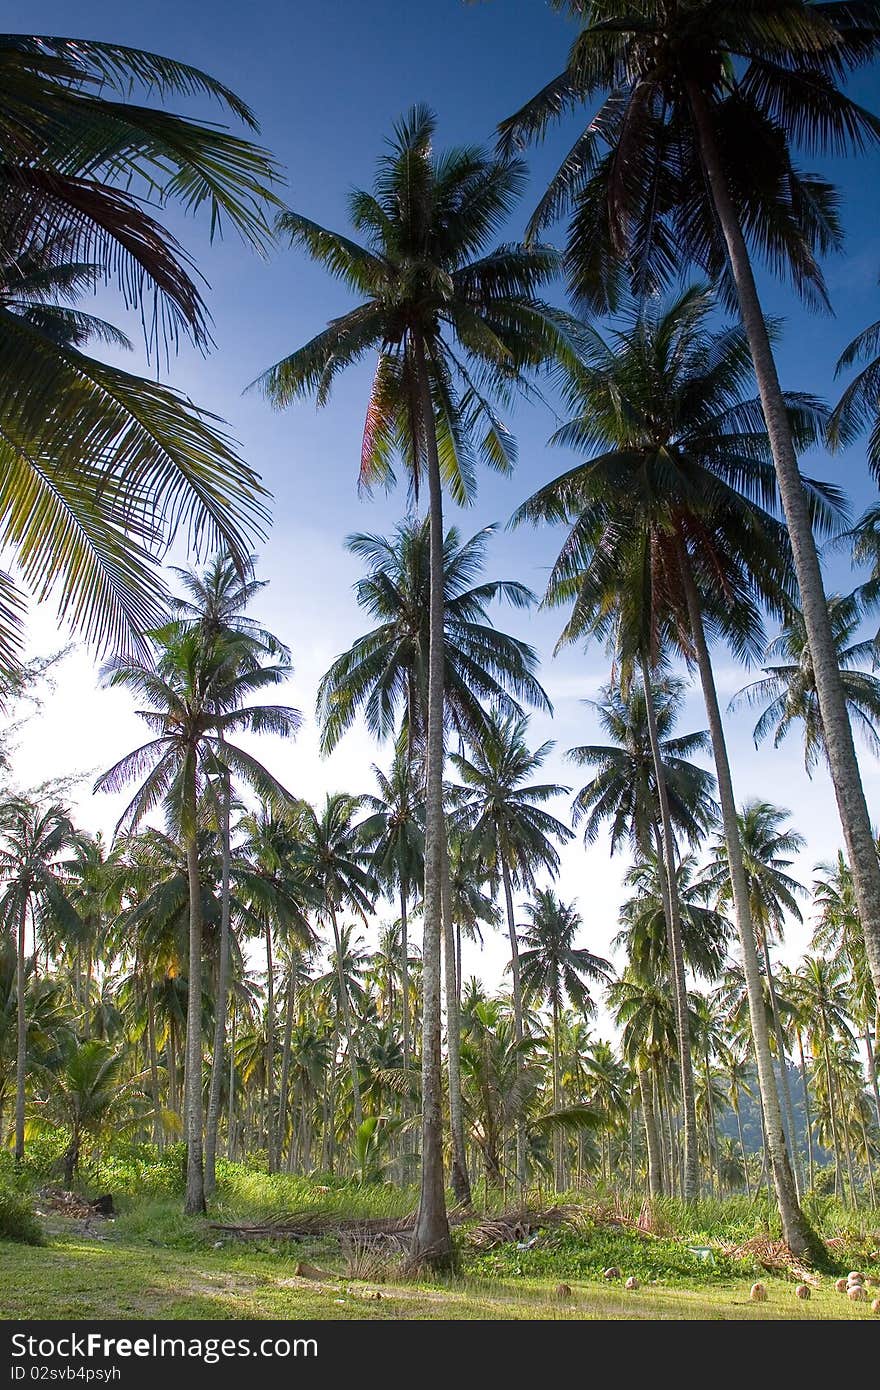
[0,1185,44,1246]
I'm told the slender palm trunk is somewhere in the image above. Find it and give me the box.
[762,938,802,1196]
[638,1067,663,1198]
[399,882,410,1085]
[278,959,297,1168]
[822,1035,845,1201]
[205,767,232,1196]
[265,919,278,1170]
[14,895,28,1163]
[183,815,206,1215]
[145,978,163,1149]
[500,859,527,1193]
[733,1096,751,1198]
[797,1031,815,1192]
[226,1001,236,1159]
[411,332,452,1267]
[441,832,471,1204]
[864,1021,880,1135]
[688,81,880,1015]
[641,652,700,1200]
[552,995,563,1193]
[679,557,814,1257]
[329,906,362,1134]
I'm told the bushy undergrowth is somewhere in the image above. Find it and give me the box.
[0,1184,44,1246]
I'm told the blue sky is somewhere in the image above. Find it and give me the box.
[11,1,880,998]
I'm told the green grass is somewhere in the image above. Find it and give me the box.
[1,1227,878,1320]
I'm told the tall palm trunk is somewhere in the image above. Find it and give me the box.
[411,333,452,1267]
[500,858,527,1192]
[183,811,206,1215]
[638,1066,663,1198]
[679,557,814,1257]
[145,976,163,1149]
[688,81,880,1014]
[733,1095,750,1198]
[329,906,363,1133]
[441,832,471,1204]
[278,957,297,1168]
[761,936,802,1196]
[641,651,699,1200]
[265,918,277,1171]
[863,1018,880,1135]
[205,766,232,1196]
[226,1000,236,1159]
[14,895,27,1163]
[551,995,562,1193]
[399,881,411,1084]
[796,1031,815,1193]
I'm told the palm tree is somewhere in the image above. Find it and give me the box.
[36,1038,145,1186]
[513,287,827,1253]
[318,521,550,755]
[569,677,717,857]
[704,800,807,1191]
[518,889,611,1189]
[449,710,572,1188]
[609,971,676,1197]
[0,797,78,1160]
[0,35,279,675]
[293,795,378,1142]
[615,854,730,987]
[254,105,568,1266]
[717,1042,755,1198]
[501,0,880,1037]
[168,551,296,1194]
[733,592,880,775]
[360,741,424,1082]
[793,955,857,1202]
[568,673,718,1197]
[813,852,880,1134]
[95,623,299,1212]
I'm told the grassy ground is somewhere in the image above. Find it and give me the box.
[1,1150,879,1320]
[2,1228,878,1320]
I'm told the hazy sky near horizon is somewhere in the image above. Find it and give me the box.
[9,1,880,1004]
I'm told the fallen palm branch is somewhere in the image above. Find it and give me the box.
[717,1235,816,1284]
[466,1206,574,1250]
[210,1203,473,1242]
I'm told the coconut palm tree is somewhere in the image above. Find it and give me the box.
[609,970,676,1197]
[513,287,831,1253]
[169,552,296,1194]
[318,521,550,756]
[518,889,611,1189]
[792,955,857,1202]
[732,592,880,774]
[0,797,79,1161]
[95,623,299,1213]
[449,710,573,1187]
[0,35,279,675]
[615,854,730,987]
[292,795,378,1142]
[35,1038,146,1186]
[254,104,570,1266]
[501,0,880,1038]
[569,677,717,857]
[704,800,807,1190]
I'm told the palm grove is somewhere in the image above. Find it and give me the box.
[2,6,880,1270]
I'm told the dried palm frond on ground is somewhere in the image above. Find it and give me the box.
[718,1236,816,1284]
[466,1206,573,1250]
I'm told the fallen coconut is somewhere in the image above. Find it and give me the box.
[625,1277,640,1291]
[847,1271,865,1284]
[555,1283,572,1300]
[872,1299,880,1314]
[602,1267,621,1280]
[847,1285,865,1302]
[835,1278,848,1293]
[795,1284,811,1300]
[750,1282,767,1302]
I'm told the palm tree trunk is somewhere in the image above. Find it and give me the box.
[278,958,297,1170]
[638,1067,663,1198]
[797,1031,815,1192]
[329,906,363,1133]
[500,858,527,1193]
[145,978,163,1149]
[14,895,27,1163]
[552,995,563,1193]
[687,80,880,1015]
[822,1038,846,1201]
[399,882,410,1082]
[265,918,277,1171]
[864,1021,880,1135]
[205,766,232,1196]
[641,651,700,1201]
[733,1096,751,1198]
[762,938,802,1196]
[183,819,206,1215]
[678,555,814,1258]
[410,331,452,1268]
[226,1001,236,1160]
[441,833,471,1204]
